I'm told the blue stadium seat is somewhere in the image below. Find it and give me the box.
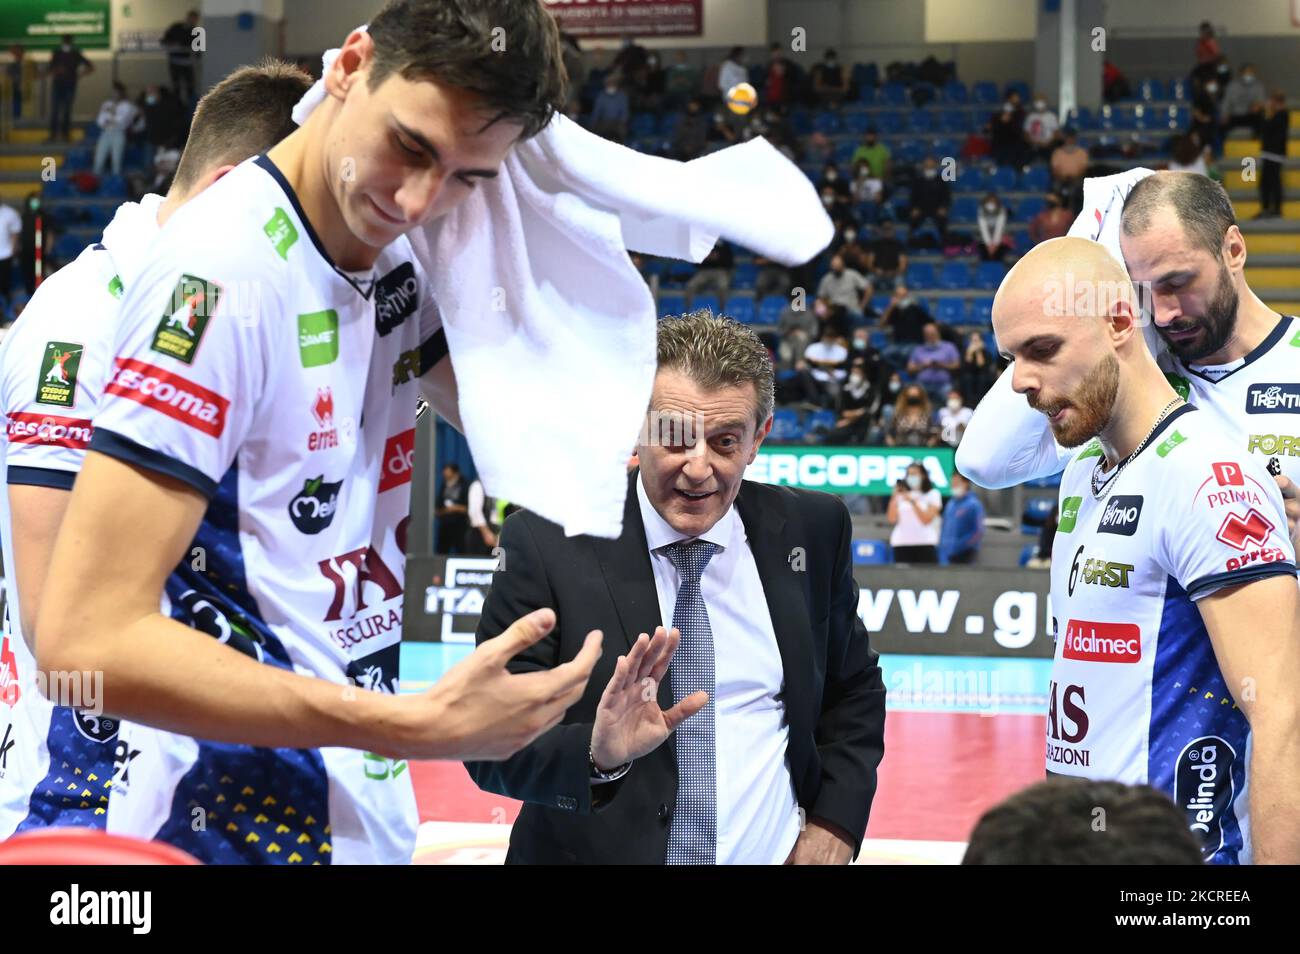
[938,109,969,134]
[951,196,980,221]
[853,539,892,565]
[934,136,963,158]
[660,112,681,137]
[1004,81,1031,102]
[758,295,786,325]
[868,330,889,350]
[1066,106,1098,131]
[731,262,759,290]
[691,293,722,313]
[972,81,999,105]
[770,408,803,441]
[658,293,687,316]
[1019,164,1051,192]
[1168,77,1188,101]
[1018,543,1037,567]
[807,408,836,432]
[42,178,73,198]
[1015,196,1046,221]
[893,140,925,163]
[789,109,814,135]
[1021,496,1055,534]
[955,165,983,191]
[833,139,857,164]
[855,84,877,106]
[1025,472,1062,489]
[974,261,1007,290]
[905,262,936,289]
[880,82,908,107]
[969,296,994,326]
[727,297,756,325]
[874,110,903,134]
[52,233,84,261]
[843,111,873,135]
[630,113,657,138]
[1138,78,1164,102]
[936,298,966,325]
[906,109,933,133]
[639,258,666,278]
[942,81,968,104]
[938,262,970,290]
[813,111,842,135]
[869,294,892,315]
[99,175,128,198]
[986,165,1017,190]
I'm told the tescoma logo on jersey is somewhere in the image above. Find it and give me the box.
[298,310,339,368]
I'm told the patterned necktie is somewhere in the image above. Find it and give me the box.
[664,539,720,865]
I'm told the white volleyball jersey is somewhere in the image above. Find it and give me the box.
[1047,405,1296,864]
[93,156,445,864]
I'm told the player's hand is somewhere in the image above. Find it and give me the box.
[409,608,602,761]
[1276,474,1300,549]
[590,626,705,771]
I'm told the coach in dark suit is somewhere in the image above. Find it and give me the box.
[465,310,886,864]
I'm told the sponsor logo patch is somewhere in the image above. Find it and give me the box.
[264,207,299,260]
[298,309,339,368]
[1164,372,1191,401]
[1215,507,1276,551]
[391,347,422,391]
[1175,736,1237,859]
[36,341,83,408]
[72,711,119,744]
[1212,462,1244,486]
[107,274,123,299]
[104,358,230,437]
[307,387,338,452]
[1097,494,1143,535]
[1,634,21,708]
[1076,441,1103,461]
[1247,433,1300,457]
[1155,429,1186,457]
[150,274,221,364]
[1061,619,1141,663]
[6,411,93,448]
[1246,383,1300,414]
[288,475,343,534]
[1057,495,1082,533]
[379,429,415,493]
[375,262,418,336]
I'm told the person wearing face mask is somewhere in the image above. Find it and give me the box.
[46,34,93,142]
[937,389,973,447]
[1029,191,1072,244]
[881,282,932,347]
[837,226,870,273]
[1023,94,1060,161]
[817,354,883,444]
[816,254,869,318]
[591,74,630,143]
[850,160,883,205]
[885,386,938,448]
[139,84,186,174]
[990,93,1027,167]
[92,82,140,178]
[976,192,1012,263]
[665,52,700,111]
[938,472,984,565]
[717,46,747,99]
[812,47,848,107]
[1220,63,1265,138]
[887,462,943,563]
[639,52,666,112]
[850,128,892,182]
[1190,79,1221,156]
[909,158,951,247]
[820,163,851,200]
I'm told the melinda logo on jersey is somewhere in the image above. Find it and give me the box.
[1246,383,1300,414]
[1062,619,1141,663]
[1097,494,1142,536]
[1175,736,1238,859]
[6,411,92,449]
[288,475,343,534]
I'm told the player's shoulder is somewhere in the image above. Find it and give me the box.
[1143,407,1275,502]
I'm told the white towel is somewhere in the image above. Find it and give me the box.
[295,37,832,538]
[1065,166,1163,356]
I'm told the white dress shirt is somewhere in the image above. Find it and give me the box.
[636,475,801,864]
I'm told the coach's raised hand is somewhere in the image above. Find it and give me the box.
[405,608,602,761]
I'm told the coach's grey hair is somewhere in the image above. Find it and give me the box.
[655,308,775,430]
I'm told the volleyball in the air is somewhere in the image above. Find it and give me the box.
[725,82,758,115]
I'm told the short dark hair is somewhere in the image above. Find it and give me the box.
[172,58,313,192]
[368,0,567,141]
[963,779,1205,864]
[1121,171,1236,259]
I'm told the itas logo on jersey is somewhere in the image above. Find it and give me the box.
[150,274,221,365]
[1175,736,1238,860]
[288,475,342,534]
[1061,619,1141,663]
[319,518,408,654]
[307,388,339,452]
[1246,383,1300,414]
[1248,434,1300,457]
[1,633,21,707]
[1046,680,1089,768]
[375,262,418,336]
[379,429,415,493]
[36,340,84,408]
[105,358,230,437]
[6,411,93,449]
[1097,495,1142,535]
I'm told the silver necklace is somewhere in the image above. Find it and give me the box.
[1090,398,1182,499]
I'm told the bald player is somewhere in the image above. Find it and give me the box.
[994,237,1300,864]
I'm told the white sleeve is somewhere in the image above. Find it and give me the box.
[467,481,486,529]
[954,365,1072,488]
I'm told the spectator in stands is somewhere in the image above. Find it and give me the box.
[816,254,868,317]
[665,51,699,110]
[764,57,791,109]
[6,44,27,120]
[0,201,19,301]
[820,161,851,201]
[1193,21,1221,86]
[960,331,994,404]
[976,192,1013,263]
[963,779,1205,865]
[814,355,883,444]
[836,225,871,274]
[612,34,649,90]
[751,107,799,159]
[800,325,850,407]
[865,220,907,293]
[559,31,586,114]
[1220,63,1265,137]
[1029,191,1072,244]
[754,253,791,300]
[1101,59,1131,103]
[909,157,951,247]
[47,34,93,141]
[463,476,498,556]
[1258,89,1290,219]
[962,122,993,162]
[1049,128,1088,209]
[162,10,200,105]
[887,461,942,562]
[139,84,186,169]
[990,93,1027,167]
[851,128,892,181]
[435,463,469,555]
[886,386,938,448]
[776,300,818,369]
[820,182,854,227]
[590,75,630,143]
[938,471,984,565]
[671,96,709,160]
[1023,93,1060,160]
[718,46,748,98]
[937,388,973,448]
[907,321,961,403]
[881,283,931,346]
[92,82,139,177]
[1166,133,1209,175]
[637,52,666,113]
[685,239,733,299]
[1027,504,1057,568]
[811,48,849,108]
[850,159,884,206]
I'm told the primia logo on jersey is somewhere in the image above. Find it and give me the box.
[375,262,418,336]
[1097,494,1143,535]
[35,340,84,408]
[288,475,343,534]
[1061,619,1141,663]
[104,359,230,438]
[379,429,415,493]
[1175,736,1237,859]
[1246,383,1300,414]
[308,387,338,451]
[6,411,92,449]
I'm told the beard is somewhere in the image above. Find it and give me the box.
[1030,352,1120,448]
[1156,261,1239,363]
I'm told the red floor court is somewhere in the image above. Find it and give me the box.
[410,710,1046,844]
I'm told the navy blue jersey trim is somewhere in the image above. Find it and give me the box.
[7,465,76,490]
[1186,562,1298,600]
[90,428,219,499]
[252,154,376,300]
[417,328,449,375]
[1183,315,1293,384]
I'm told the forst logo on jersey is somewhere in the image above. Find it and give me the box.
[1247,434,1300,457]
[1175,736,1238,859]
[150,274,221,365]
[35,340,83,408]
[288,475,343,534]
[6,411,92,449]
[1246,383,1300,414]
[1061,619,1141,663]
[379,429,415,493]
[375,262,418,336]
[1068,546,1134,596]
[308,387,338,451]
[1097,494,1143,536]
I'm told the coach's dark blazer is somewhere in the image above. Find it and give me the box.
[464,470,887,864]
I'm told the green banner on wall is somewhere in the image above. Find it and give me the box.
[745,445,956,495]
[0,1,110,50]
